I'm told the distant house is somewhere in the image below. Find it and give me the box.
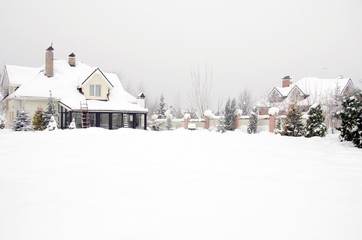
[258,75,354,115]
[0,46,148,130]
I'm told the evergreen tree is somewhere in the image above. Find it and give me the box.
[281,100,304,137]
[274,117,282,134]
[0,115,5,129]
[156,95,166,119]
[305,104,327,137]
[247,106,258,134]
[337,90,362,148]
[13,110,33,131]
[165,106,173,130]
[224,98,236,131]
[44,91,58,126]
[32,107,46,131]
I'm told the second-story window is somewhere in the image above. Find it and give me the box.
[90,84,101,97]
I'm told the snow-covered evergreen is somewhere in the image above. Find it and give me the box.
[44,91,59,126]
[156,95,167,119]
[47,116,58,131]
[224,98,236,131]
[281,100,304,137]
[247,106,258,134]
[337,90,362,148]
[69,118,76,129]
[305,104,327,137]
[0,115,5,129]
[165,107,173,130]
[275,117,282,134]
[32,107,46,131]
[13,110,33,131]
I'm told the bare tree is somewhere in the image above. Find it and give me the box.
[188,65,213,118]
[215,97,225,116]
[237,88,254,116]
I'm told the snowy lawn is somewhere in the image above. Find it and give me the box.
[0,128,361,240]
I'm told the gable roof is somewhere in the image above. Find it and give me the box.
[78,68,114,89]
[287,85,306,98]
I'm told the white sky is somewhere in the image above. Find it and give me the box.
[1,0,362,108]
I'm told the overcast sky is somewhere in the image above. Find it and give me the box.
[1,0,362,108]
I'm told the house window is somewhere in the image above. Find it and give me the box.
[90,84,101,97]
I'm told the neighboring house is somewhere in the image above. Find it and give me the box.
[258,75,354,115]
[0,46,148,130]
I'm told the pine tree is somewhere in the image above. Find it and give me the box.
[13,110,33,131]
[157,95,166,119]
[32,107,46,131]
[337,90,362,148]
[224,98,236,131]
[281,100,304,137]
[305,104,327,137]
[247,106,258,134]
[44,91,58,126]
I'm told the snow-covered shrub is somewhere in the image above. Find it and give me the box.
[69,118,76,129]
[47,116,58,131]
[13,110,33,131]
[281,100,304,137]
[337,90,362,148]
[305,104,327,138]
[32,107,46,131]
[247,106,258,134]
[0,115,6,129]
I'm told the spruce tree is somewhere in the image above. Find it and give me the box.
[247,106,258,134]
[337,90,362,148]
[281,100,304,137]
[305,104,327,137]
[44,91,58,126]
[224,98,236,131]
[32,107,46,131]
[13,110,33,131]
[157,95,166,119]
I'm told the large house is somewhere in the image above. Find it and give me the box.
[258,75,354,115]
[0,46,148,130]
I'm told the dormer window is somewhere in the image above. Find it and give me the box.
[90,84,101,97]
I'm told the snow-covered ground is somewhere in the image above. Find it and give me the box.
[0,129,361,240]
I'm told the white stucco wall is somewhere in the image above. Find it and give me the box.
[4,99,58,129]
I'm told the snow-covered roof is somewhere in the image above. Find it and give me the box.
[295,77,351,96]
[7,60,147,113]
[274,86,291,97]
[5,65,41,85]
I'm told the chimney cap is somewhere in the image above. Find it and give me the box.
[282,76,292,80]
[68,52,76,57]
[46,45,54,51]
[138,92,145,99]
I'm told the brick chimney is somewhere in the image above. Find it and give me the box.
[45,44,54,77]
[68,53,76,67]
[282,76,292,88]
